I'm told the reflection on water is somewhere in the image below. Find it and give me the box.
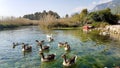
[0,26,120,68]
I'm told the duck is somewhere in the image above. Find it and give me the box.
[64,42,70,51]
[46,34,54,42]
[48,37,54,42]
[13,42,18,48]
[61,54,77,67]
[35,40,45,46]
[39,51,55,62]
[22,43,32,52]
[46,34,53,39]
[38,43,50,51]
[12,42,21,48]
[58,42,65,47]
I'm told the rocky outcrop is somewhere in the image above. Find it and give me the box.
[104,25,120,41]
[105,25,120,34]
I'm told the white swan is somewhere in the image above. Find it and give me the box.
[46,34,53,39]
[46,34,54,42]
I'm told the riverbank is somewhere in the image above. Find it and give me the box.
[105,25,120,34]
[52,27,81,30]
[0,18,39,30]
[105,25,120,41]
[0,24,38,30]
[97,25,120,42]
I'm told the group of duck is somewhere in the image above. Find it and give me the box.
[12,34,77,67]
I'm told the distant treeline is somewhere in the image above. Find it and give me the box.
[0,8,120,30]
[23,10,60,20]
[38,8,120,29]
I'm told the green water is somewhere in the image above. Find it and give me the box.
[0,26,120,68]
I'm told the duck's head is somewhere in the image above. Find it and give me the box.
[64,42,68,46]
[22,43,25,45]
[35,40,39,42]
[58,42,61,44]
[22,45,25,48]
[59,42,64,44]
[61,54,66,58]
[64,44,68,47]
[41,40,44,43]
[13,42,15,45]
[65,42,68,44]
[39,51,44,55]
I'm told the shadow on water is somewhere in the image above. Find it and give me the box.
[0,26,120,68]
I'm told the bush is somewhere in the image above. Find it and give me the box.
[89,8,119,24]
[91,22,109,28]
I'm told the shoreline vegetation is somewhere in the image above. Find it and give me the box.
[0,8,120,30]
[0,18,38,30]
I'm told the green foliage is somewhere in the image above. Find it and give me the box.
[39,8,117,28]
[91,22,109,28]
[71,13,80,22]
[1,8,119,30]
[71,9,88,25]
[79,9,88,23]
[89,8,119,24]
[23,10,60,20]
[117,14,120,19]
[65,14,69,18]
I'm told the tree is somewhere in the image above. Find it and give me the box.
[23,10,60,20]
[65,14,69,18]
[89,8,118,24]
[71,9,88,24]
[79,9,88,23]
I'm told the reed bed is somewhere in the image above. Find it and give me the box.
[0,18,38,29]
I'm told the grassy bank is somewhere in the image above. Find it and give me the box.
[1,8,119,30]
[39,18,81,29]
[0,18,38,30]
[52,27,81,30]
[38,8,119,29]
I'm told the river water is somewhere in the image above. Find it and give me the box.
[0,26,120,68]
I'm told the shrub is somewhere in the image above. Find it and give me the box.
[89,8,119,24]
[91,22,109,28]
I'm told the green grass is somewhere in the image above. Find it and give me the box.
[52,27,81,30]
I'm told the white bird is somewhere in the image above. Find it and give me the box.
[46,34,54,42]
[46,34,53,39]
